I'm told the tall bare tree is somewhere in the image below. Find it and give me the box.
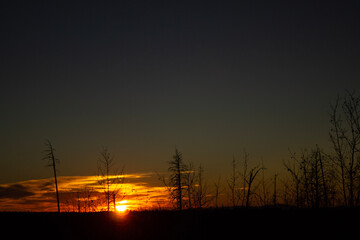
[259,160,269,206]
[43,139,60,213]
[97,147,125,212]
[167,148,187,211]
[273,173,278,207]
[284,151,302,208]
[316,145,329,207]
[214,175,222,208]
[240,152,248,207]
[329,90,360,206]
[194,164,210,208]
[183,161,195,209]
[227,155,238,208]
[244,165,263,207]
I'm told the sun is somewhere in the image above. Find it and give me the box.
[116,205,127,212]
[116,200,128,212]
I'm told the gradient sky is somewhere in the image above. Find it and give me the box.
[1,1,360,185]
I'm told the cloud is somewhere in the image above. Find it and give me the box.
[39,179,54,191]
[0,184,35,200]
[0,173,169,211]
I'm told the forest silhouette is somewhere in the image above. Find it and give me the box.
[1,90,360,239]
[99,90,360,211]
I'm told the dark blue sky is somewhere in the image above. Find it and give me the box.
[1,1,359,183]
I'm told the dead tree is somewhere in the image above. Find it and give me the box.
[183,161,195,209]
[168,147,187,211]
[214,175,222,208]
[316,146,329,207]
[227,156,238,208]
[260,160,269,206]
[194,164,210,208]
[240,152,248,207]
[284,151,302,208]
[285,146,332,208]
[97,147,125,212]
[43,139,60,213]
[329,90,360,207]
[273,174,278,207]
[245,165,263,207]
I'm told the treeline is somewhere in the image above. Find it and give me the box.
[46,90,360,211]
[160,90,360,209]
[283,90,360,207]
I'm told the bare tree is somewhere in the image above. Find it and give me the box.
[82,187,97,212]
[284,151,302,208]
[329,95,348,205]
[329,90,360,206]
[183,161,195,209]
[284,146,334,208]
[111,169,126,211]
[280,177,291,206]
[43,139,60,213]
[273,173,278,207]
[167,147,187,211]
[227,155,238,208]
[194,164,210,208]
[97,147,125,212]
[259,160,269,206]
[316,146,329,207]
[214,175,222,208]
[226,151,264,207]
[244,165,263,207]
[240,152,248,207]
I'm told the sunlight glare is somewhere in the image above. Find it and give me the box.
[116,200,128,212]
[116,205,127,212]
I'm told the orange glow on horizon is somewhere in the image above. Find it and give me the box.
[0,174,171,212]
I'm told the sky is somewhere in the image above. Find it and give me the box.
[1,0,360,190]
[0,173,169,212]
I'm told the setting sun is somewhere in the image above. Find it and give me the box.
[116,205,127,212]
[116,200,128,212]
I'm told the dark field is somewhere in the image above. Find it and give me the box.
[1,208,358,239]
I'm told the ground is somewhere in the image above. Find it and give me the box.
[1,207,358,239]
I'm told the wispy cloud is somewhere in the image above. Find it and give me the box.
[0,184,35,200]
[0,173,169,212]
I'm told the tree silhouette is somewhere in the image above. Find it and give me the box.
[43,139,60,213]
[214,175,222,208]
[283,151,302,208]
[168,148,187,211]
[273,173,278,207]
[97,147,125,212]
[194,164,210,208]
[227,155,238,208]
[244,165,262,207]
[283,146,335,208]
[183,161,195,209]
[329,90,360,206]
